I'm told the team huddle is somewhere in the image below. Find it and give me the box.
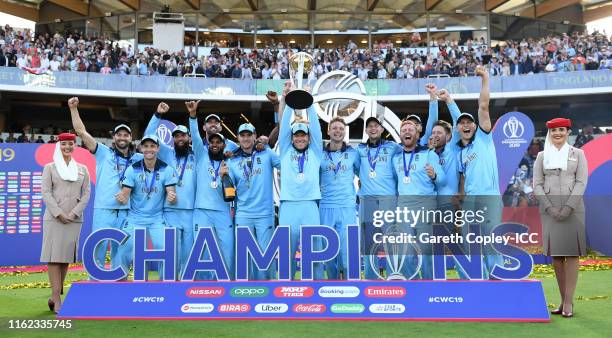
[70,65,502,281]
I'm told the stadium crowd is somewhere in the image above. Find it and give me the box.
[1,24,611,79]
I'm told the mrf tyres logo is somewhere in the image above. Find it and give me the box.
[273,286,314,298]
[231,286,269,298]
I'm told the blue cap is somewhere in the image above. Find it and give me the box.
[172,125,189,135]
[457,112,475,122]
[238,123,256,134]
[291,123,310,135]
[406,114,422,124]
[113,124,132,134]
[207,133,226,143]
[141,134,159,145]
[205,114,221,122]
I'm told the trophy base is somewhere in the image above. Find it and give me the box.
[386,273,407,280]
[286,90,314,110]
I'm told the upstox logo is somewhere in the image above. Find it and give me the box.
[230,286,269,298]
[330,303,365,314]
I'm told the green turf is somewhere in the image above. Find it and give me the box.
[0,269,610,337]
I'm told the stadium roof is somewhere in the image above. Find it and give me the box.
[0,0,609,25]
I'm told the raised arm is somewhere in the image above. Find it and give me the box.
[306,104,322,159]
[186,100,205,157]
[421,83,438,146]
[438,89,460,143]
[145,102,173,161]
[278,80,293,155]
[68,97,97,152]
[475,65,491,133]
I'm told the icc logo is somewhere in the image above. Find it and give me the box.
[156,124,174,146]
[503,117,524,139]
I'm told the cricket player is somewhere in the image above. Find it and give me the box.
[200,112,239,153]
[392,120,445,279]
[189,112,234,280]
[69,97,144,276]
[404,83,439,148]
[114,135,178,280]
[278,83,324,280]
[319,117,360,279]
[222,123,280,280]
[143,101,197,279]
[357,115,402,280]
[456,66,505,279]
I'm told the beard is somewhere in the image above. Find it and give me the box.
[208,148,224,161]
[174,143,189,157]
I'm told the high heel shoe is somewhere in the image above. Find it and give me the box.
[550,305,563,315]
[47,299,55,312]
[562,303,574,318]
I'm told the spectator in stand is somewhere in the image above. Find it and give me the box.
[35,135,45,143]
[574,124,594,148]
[17,133,29,143]
[48,135,57,143]
[6,132,16,143]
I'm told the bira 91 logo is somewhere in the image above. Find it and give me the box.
[292,304,326,314]
[231,287,269,298]
[254,303,289,314]
[218,304,251,313]
[364,286,406,298]
[273,286,315,298]
[186,287,225,298]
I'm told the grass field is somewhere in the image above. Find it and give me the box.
[0,268,610,337]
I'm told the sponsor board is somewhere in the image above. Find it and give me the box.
[364,286,406,298]
[292,304,326,314]
[318,286,360,298]
[231,287,269,298]
[273,286,315,298]
[254,303,289,314]
[186,287,225,298]
[330,303,365,314]
[369,304,406,314]
[181,303,214,313]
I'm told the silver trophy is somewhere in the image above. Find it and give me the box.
[286,52,315,110]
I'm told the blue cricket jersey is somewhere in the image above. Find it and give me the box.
[357,140,402,197]
[92,143,143,209]
[319,143,360,208]
[279,105,322,201]
[145,114,196,209]
[393,146,446,196]
[458,127,500,195]
[189,117,231,211]
[418,100,438,147]
[228,147,280,218]
[122,159,178,227]
[429,101,462,196]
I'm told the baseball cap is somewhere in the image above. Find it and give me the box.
[141,134,159,145]
[457,112,475,122]
[365,116,382,126]
[238,123,256,134]
[205,114,221,123]
[113,124,132,134]
[406,114,422,124]
[172,125,189,135]
[208,133,226,143]
[291,123,310,135]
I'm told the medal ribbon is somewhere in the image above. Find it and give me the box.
[115,152,131,183]
[460,143,474,173]
[297,151,306,174]
[367,142,382,172]
[326,150,344,176]
[177,155,188,184]
[210,158,221,183]
[403,148,416,178]
[242,150,258,181]
[140,165,158,198]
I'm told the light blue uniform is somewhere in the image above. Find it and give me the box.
[144,114,197,279]
[393,146,445,279]
[189,117,234,280]
[319,143,360,279]
[91,143,143,272]
[418,102,437,147]
[228,147,280,280]
[458,121,504,279]
[279,105,324,280]
[357,139,402,279]
[115,159,178,279]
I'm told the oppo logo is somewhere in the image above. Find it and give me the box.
[368,303,406,314]
[292,304,326,314]
[181,303,214,313]
[273,286,315,298]
[186,287,225,298]
[231,287,269,297]
[218,304,251,313]
[254,303,289,314]
[364,286,406,298]
[318,286,360,298]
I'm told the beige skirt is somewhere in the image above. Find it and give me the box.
[40,219,83,263]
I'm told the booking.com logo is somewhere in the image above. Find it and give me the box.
[230,287,269,298]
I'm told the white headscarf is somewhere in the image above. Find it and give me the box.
[543,130,570,170]
[53,141,79,181]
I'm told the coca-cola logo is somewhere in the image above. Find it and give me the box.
[273,286,315,298]
[292,304,326,314]
[218,304,251,313]
[186,287,225,298]
[364,286,406,298]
